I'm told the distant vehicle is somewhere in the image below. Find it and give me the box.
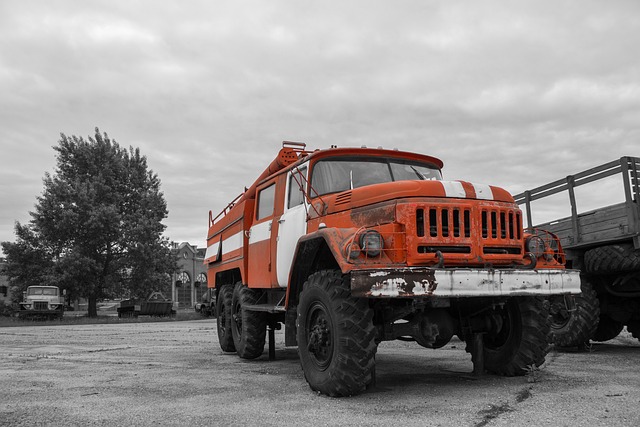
[117,291,176,318]
[515,156,640,346]
[194,289,216,317]
[205,142,580,396]
[19,286,65,319]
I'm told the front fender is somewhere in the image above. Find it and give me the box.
[286,228,358,308]
[297,227,359,273]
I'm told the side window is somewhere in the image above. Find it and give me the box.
[288,166,307,208]
[257,183,276,220]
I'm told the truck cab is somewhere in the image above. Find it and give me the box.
[19,286,64,319]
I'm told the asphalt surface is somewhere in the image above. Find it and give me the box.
[1,318,639,426]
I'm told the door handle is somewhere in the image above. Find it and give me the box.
[278,219,286,224]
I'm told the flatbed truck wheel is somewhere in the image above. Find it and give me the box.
[592,315,624,342]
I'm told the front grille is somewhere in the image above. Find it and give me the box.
[34,302,48,310]
[410,203,523,263]
[416,207,471,238]
[416,206,521,241]
[481,209,521,240]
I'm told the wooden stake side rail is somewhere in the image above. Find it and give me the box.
[514,156,640,250]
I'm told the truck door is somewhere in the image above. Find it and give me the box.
[247,181,278,287]
[276,166,309,287]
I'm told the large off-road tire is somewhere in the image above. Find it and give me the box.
[216,285,236,352]
[584,243,640,274]
[231,282,267,359]
[479,297,550,376]
[549,279,600,347]
[297,270,377,397]
[592,315,624,342]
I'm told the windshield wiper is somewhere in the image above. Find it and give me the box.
[410,166,425,180]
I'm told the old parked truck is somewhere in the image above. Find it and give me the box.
[19,285,65,319]
[515,156,640,347]
[205,142,581,396]
[117,291,175,318]
[195,288,216,317]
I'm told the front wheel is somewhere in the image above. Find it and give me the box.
[478,297,550,376]
[549,279,599,347]
[297,270,377,397]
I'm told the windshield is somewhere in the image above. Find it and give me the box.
[311,157,442,196]
[27,287,58,296]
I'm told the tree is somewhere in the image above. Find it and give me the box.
[1,128,177,317]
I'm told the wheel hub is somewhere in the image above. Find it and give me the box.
[307,307,333,368]
[549,295,574,329]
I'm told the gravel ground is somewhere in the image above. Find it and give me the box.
[1,318,639,426]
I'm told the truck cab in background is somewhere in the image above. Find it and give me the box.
[19,285,64,319]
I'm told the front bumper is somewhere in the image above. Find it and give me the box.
[350,267,581,298]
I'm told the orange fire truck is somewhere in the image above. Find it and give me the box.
[205,142,581,396]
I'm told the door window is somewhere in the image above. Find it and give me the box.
[288,166,307,208]
[257,183,276,219]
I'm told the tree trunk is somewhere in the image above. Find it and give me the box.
[88,297,98,318]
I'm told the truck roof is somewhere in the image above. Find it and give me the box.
[261,146,444,184]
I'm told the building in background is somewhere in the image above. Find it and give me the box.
[0,257,11,304]
[171,242,207,308]
[1,245,208,310]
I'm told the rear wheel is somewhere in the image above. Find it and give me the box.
[480,297,550,376]
[231,282,267,359]
[549,278,599,347]
[584,243,640,274]
[592,315,624,342]
[216,285,235,352]
[297,270,377,397]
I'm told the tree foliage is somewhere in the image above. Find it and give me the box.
[1,128,177,316]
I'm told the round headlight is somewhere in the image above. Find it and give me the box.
[359,230,383,257]
[525,236,547,257]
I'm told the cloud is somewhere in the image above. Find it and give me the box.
[1,0,640,253]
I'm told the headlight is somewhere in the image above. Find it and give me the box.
[359,230,383,257]
[525,235,547,257]
[49,304,60,310]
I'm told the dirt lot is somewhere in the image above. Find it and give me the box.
[1,318,639,427]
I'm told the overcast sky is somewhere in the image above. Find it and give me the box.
[1,1,639,254]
